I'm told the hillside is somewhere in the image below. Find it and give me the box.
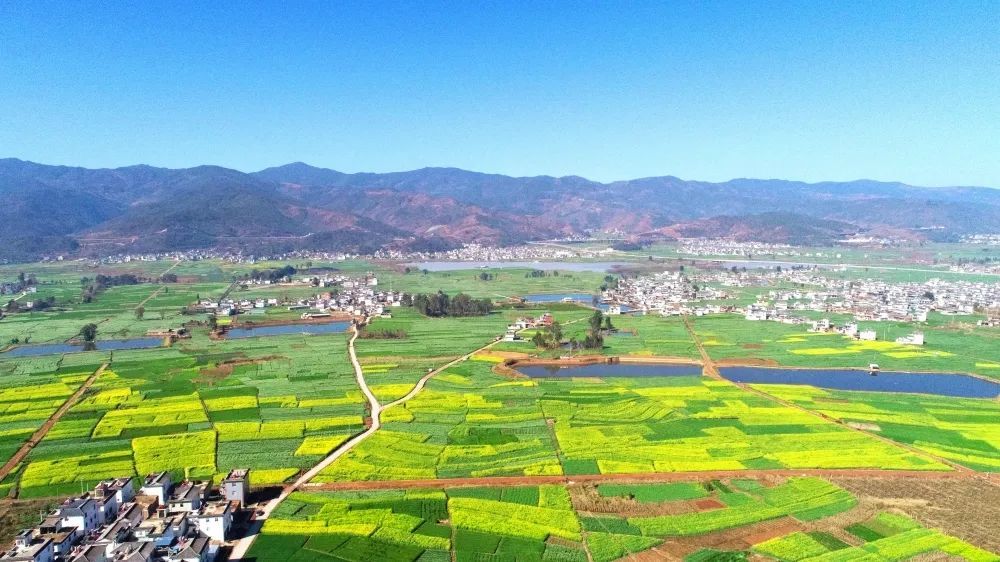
[1,158,999,259]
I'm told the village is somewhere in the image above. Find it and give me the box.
[1,470,252,562]
[193,273,403,321]
[602,267,1000,339]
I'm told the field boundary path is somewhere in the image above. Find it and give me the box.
[228,322,501,560]
[682,315,720,378]
[304,467,984,492]
[0,362,108,483]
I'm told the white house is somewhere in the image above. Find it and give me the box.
[193,502,233,542]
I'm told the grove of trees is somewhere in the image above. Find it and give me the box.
[412,291,493,317]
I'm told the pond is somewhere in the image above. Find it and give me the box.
[406,261,631,272]
[523,293,632,312]
[517,363,702,378]
[1,337,164,358]
[226,321,351,339]
[718,366,1000,399]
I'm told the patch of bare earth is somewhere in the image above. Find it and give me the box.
[657,517,804,559]
[828,476,1000,553]
[570,484,713,517]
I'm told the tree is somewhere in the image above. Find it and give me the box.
[5,300,17,313]
[589,310,603,332]
[583,329,604,350]
[135,306,145,320]
[603,316,613,331]
[80,323,98,343]
[568,337,579,355]
[207,315,218,331]
[17,272,25,284]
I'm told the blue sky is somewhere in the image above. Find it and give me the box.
[1,1,997,186]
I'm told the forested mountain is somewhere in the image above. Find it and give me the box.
[2,157,998,260]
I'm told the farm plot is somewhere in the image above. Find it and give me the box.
[354,308,516,402]
[753,512,998,561]
[315,361,562,482]
[249,484,588,562]
[540,376,946,474]
[752,384,1000,471]
[691,315,1000,378]
[14,332,365,497]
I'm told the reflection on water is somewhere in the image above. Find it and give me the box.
[719,366,1000,399]
[1,337,163,358]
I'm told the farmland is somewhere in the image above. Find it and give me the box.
[315,361,946,482]
[691,315,1000,378]
[250,476,999,562]
[0,258,998,559]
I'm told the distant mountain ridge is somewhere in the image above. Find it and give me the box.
[1,157,998,260]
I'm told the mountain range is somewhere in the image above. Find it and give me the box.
[2,158,998,261]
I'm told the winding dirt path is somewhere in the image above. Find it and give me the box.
[229,321,502,560]
[0,362,108,483]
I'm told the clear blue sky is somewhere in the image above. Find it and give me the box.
[1,1,997,186]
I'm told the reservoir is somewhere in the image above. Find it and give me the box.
[226,321,350,339]
[1,337,164,358]
[719,366,1000,399]
[518,363,702,378]
[515,362,1000,399]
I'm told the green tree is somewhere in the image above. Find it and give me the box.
[80,323,98,343]
[135,306,145,320]
[589,310,604,332]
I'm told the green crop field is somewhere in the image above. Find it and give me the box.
[251,477,1000,562]
[691,315,1000,378]
[751,384,1000,471]
[8,331,366,498]
[1,258,998,559]
[316,360,945,482]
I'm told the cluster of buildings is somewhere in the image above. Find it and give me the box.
[501,314,554,342]
[961,234,1000,245]
[98,250,356,266]
[676,239,805,258]
[195,274,402,319]
[750,274,998,321]
[2,470,250,562]
[290,282,404,318]
[602,271,732,316]
[374,243,618,262]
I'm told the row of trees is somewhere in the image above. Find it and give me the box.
[80,273,144,303]
[244,265,297,282]
[412,291,493,317]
